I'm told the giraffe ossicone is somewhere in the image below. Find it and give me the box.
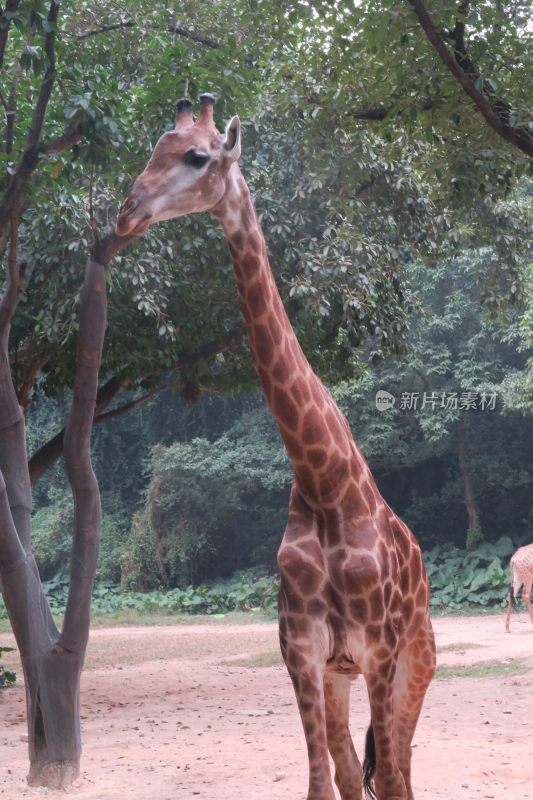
[117,95,437,800]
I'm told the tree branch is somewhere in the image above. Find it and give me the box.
[0,0,21,70]
[0,218,33,345]
[407,0,533,157]
[42,124,82,154]
[74,21,135,41]
[60,257,106,652]
[351,97,435,122]
[165,23,221,49]
[0,2,61,240]
[27,327,242,485]
[25,0,60,149]
[73,19,221,49]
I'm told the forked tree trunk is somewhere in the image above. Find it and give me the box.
[0,232,134,787]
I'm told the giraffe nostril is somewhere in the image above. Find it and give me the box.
[119,196,139,217]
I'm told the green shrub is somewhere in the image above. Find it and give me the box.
[0,647,16,688]
[31,490,74,581]
[97,513,131,584]
[0,539,521,622]
[119,511,162,591]
[424,536,516,609]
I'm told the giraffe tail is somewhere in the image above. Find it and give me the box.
[509,584,517,611]
[509,560,522,610]
[363,723,377,800]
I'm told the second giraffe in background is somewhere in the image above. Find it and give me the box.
[505,543,533,632]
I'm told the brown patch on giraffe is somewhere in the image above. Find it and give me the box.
[369,680,388,704]
[278,547,324,597]
[240,252,260,279]
[318,456,350,499]
[272,386,299,431]
[378,657,394,680]
[343,553,380,595]
[349,597,369,622]
[368,587,385,621]
[253,323,275,367]
[296,464,318,497]
[340,482,370,520]
[411,549,422,588]
[231,231,245,251]
[306,447,328,470]
[282,431,304,461]
[391,588,403,612]
[246,281,268,317]
[290,375,312,406]
[301,406,329,447]
[272,357,292,384]
[307,597,327,616]
[403,596,415,624]
[345,521,378,551]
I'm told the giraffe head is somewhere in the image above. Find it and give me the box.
[116,94,241,236]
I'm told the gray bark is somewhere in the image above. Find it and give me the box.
[0,258,108,787]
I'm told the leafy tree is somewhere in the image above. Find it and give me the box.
[333,252,533,548]
[257,1,532,184]
[133,404,290,588]
[0,1,134,786]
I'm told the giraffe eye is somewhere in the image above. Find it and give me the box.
[184,149,210,169]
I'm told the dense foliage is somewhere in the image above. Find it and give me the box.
[2,1,532,625]
[0,536,522,620]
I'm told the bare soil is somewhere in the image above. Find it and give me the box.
[1,612,532,800]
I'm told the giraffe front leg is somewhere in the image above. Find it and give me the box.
[324,672,363,800]
[280,616,335,800]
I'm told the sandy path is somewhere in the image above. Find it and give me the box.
[1,613,532,800]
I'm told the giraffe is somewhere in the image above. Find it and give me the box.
[116,95,436,800]
[504,543,533,633]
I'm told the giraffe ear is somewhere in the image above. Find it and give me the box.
[223,115,241,162]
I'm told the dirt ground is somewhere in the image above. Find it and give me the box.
[1,612,532,800]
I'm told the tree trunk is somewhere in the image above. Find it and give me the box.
[0,231,134,787]
[458,410,482,549]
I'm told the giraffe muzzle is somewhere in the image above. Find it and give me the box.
[115,197,152,236]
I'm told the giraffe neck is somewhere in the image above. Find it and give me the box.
[213,166,371,508]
